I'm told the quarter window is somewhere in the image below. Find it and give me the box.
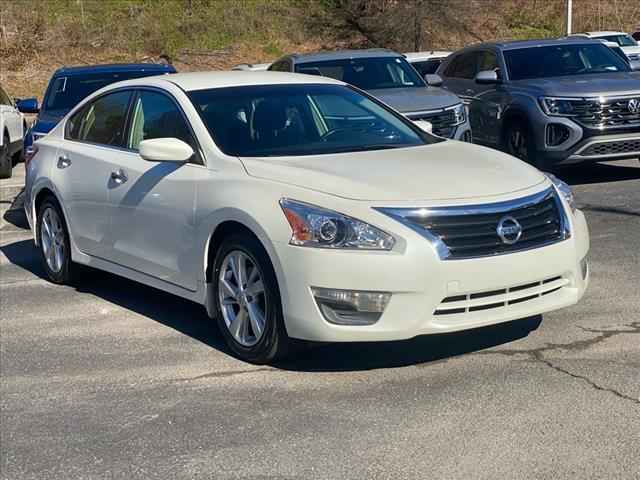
[127,90,196,153]
[66,90,132,146]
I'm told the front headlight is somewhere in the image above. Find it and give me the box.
[539,97,579,117]
[451,103,466,125]
[280,199,395,250]
[546,173,577,213]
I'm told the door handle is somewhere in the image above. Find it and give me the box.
[57,156,71,169]
[110,168,128,185]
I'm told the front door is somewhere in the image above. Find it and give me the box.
[105,89,201,290]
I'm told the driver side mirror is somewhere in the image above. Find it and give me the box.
[139,138,194,162]
[424,74,443,87]
[475,70,500,85]
[16,97,39,114]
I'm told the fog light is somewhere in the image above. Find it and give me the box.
[580,257,588,280]
[311,287,391,326]
[546,124,570,147]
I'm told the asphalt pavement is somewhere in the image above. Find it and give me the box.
[1,160,639,480]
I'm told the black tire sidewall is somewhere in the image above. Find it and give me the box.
[0,134,11,179]
[504,121,537,166]
[36,197,73,284]
[212,235,287,364]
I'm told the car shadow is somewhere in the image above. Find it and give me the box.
[554,160,640,186]
[2,236,542,371]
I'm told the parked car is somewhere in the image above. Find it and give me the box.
[437,38,640,168]
[269,49,472,141]
[24,71,589,363]
[573,31,640,62]
[20,63,177,154]
[404,51,452,77]
[232,63,271,71]
[0,84,27,178]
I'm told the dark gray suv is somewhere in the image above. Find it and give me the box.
[437,38,640,168]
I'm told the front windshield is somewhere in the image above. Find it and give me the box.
[43,71,165,113]
[293,57,425,90]
[505,44,630,80]
[599,34,637,47]
[188,84,439,157]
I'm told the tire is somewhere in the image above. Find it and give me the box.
[36,196,76,284]
[0,133,12,179]
[211,234,290,364]
[503,120,540,168]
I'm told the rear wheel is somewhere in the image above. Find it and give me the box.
[36,197,76,284]
[212,234,290,364]
[0,133,12,179]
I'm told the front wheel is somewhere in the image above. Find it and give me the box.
[212,234,290,364]
[504,121,538,167]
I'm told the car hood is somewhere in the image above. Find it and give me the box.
[513,73,640,97]
[366,86,461,113]
[240,142,546,202]
[32,109,68,134]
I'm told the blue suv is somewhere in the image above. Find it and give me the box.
[19,63,176,151]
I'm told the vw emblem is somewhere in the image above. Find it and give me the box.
[628,98,640,114]
[496,216,523,245]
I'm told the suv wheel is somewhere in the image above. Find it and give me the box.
[504,121,536,166]
[0,133,12,179]
[212,234,290,364]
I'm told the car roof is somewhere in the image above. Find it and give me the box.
[52,63,176,77]
[114,70,344,92]
[287,49,400,64]
[584,31,628,37]
[460,37,606,51]
[403,51,452,61]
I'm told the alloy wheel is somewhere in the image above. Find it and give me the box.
[40,207,66,273]
[218,250,267,347]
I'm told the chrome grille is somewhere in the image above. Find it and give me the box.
[376,188,569,260]
[578,138,640,157]
[407,110,457,138]
[572,96,640,129]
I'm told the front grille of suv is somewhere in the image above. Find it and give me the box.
[407,110,457,138]
[376,188,569,260]
[572,96,640,129]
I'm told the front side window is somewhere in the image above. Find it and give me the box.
[188,84,441,158]
[505,44,631,80]
[66,90,132,146]
[127,90,196,152]
[294,57,425,90]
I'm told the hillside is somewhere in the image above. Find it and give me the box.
[1,0,639,99]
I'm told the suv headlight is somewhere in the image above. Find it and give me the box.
[280,199,395,250]
[546,173,576,213]
[539,97,579,117]
[451,103,466,125]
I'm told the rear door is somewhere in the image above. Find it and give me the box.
[54,89,134,258]
[104,88,201,290]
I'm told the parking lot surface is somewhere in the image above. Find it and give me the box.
[1,160,639,479]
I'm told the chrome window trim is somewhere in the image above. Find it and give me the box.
[374,186,570,260]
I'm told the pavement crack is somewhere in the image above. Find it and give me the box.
[180,367,273,381]
[533,351,640,405]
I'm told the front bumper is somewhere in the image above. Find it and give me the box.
[275,208,589,342]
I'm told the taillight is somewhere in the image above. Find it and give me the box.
[24,145,39,168]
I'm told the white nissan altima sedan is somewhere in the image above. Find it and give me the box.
[24,71,590,363]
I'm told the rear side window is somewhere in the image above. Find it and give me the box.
[66,90,132,147]
[444,52,478,79]
[127,90,196,152]
[411,59,444,76]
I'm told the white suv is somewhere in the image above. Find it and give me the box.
[24,71,589,363]
[576,31,640,61]
[0,84,25,179]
